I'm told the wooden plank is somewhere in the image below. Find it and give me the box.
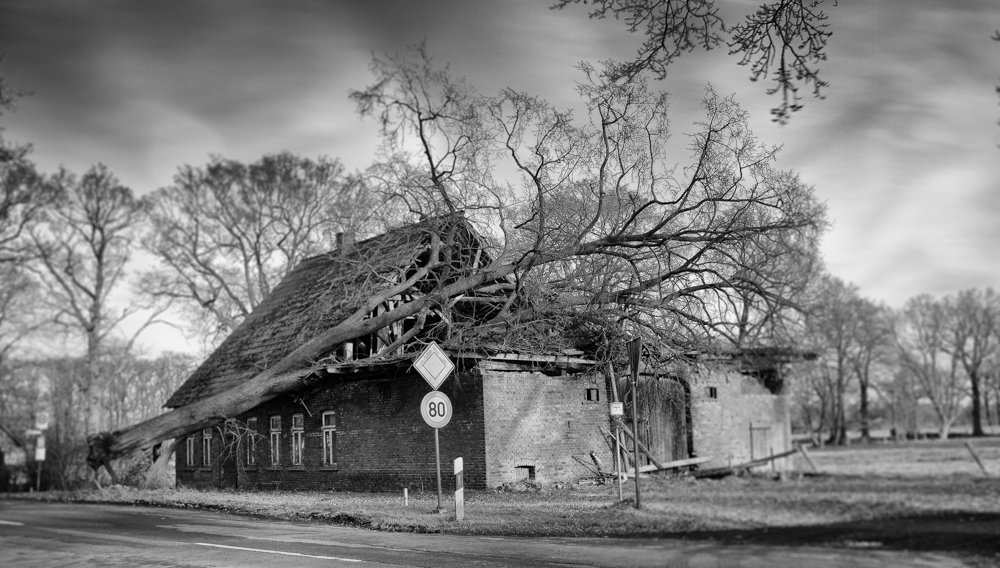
[620,424,664,470]
[572,455,599,475]
[798,444,819,473]
[590,451,607,474]
[694,447,799,479]
[965,441,991,477]
[631,456,712,474]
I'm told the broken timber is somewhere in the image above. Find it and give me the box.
[622,456,713,478]
[694,447,799,479]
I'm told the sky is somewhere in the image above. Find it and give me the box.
[1,0,999,353]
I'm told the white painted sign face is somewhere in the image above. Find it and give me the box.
[35,436,45,462]
[413,341,454,390]
[420,391,453,429]
[35,410,49,431]
[609,402,624,416]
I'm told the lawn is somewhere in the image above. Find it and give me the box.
[5,437,1000,562]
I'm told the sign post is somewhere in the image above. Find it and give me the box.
[34,435,45,491]
[627,337,642,509]
[420,391,452,512]
[414,341,455,514]
[610,402,624,501]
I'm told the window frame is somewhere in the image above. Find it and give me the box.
[322,410,337,467]
[269,415,281,466]
[290,413,304,466]
[201,428,212,467]
[245,417,258,467]
[185,436,195,467]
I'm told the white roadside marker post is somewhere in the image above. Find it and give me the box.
[404,488,409,507]
[454,457,464,521]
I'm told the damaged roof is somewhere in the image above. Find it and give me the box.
[164,215,486,408]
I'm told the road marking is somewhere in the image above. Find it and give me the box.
[194,542,362,562]
[0,520,25,526]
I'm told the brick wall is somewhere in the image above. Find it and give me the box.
[688,366,792,471]
[481,362,613,487]
[177,369,487,491]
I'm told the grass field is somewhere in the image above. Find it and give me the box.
[5,437,1000,562]
[803,436,1000,478]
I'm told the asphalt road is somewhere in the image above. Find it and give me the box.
[0,500,976,567]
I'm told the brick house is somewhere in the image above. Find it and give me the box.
[166,217,616,490]
[166,217,802,490]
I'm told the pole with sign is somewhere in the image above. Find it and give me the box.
[627,337,642,509]
[609,401,624,501]
[414,341,455,513]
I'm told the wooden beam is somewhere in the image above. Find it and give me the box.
[965,441,990,478]
[623,456,712,477]
[620,424,664,470]
[798,444,819,473]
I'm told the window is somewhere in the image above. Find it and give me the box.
[515,465,536,481]
[185,436,195,466]
[201,428,212,467]
[291,413,304,466]
[585,388,600,402]
[269,415,281,466]
[245,417,258,466]
[322,411,337,466]
[378,383,392,403]
[707,386,718,399]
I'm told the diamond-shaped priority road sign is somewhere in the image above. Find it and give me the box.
[413,341,454,390]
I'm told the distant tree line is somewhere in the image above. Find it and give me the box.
[795,278,1000,443]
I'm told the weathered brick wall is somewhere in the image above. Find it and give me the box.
[177,370,487,492]
[688,366,792,471]
[481,362,613,487]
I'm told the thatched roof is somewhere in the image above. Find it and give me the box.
[164,215,485,409]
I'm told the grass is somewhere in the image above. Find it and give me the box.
[4,437,1000,560]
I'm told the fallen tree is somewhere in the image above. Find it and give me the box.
[90,52,825,477]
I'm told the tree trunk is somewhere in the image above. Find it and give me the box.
[939,419,951,441]
[970,370,983,437]
[859,380,870,442]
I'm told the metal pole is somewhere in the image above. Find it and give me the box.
[628,337,641,509]
[434,428,443,512]
[615,425,623,501]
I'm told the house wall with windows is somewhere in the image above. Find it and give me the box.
[175,359,614,491]
[688,365,792,471]
[177,370,489,491]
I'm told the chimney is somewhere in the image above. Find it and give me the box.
[336,231,355,254]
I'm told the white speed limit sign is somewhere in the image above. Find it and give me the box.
[420,391,452,429]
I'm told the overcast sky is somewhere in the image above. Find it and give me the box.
[1,0,999,352]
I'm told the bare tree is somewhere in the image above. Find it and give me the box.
[942,288,998,437]
[846,296,893,442]
[27,165,152,445]
[1,62,60,263]
[895,294,966,440]
[142,152,384,345]
[553,0,834,123]
[89,50,825,473]
[102,349,196,431]
[804,274,859,445]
